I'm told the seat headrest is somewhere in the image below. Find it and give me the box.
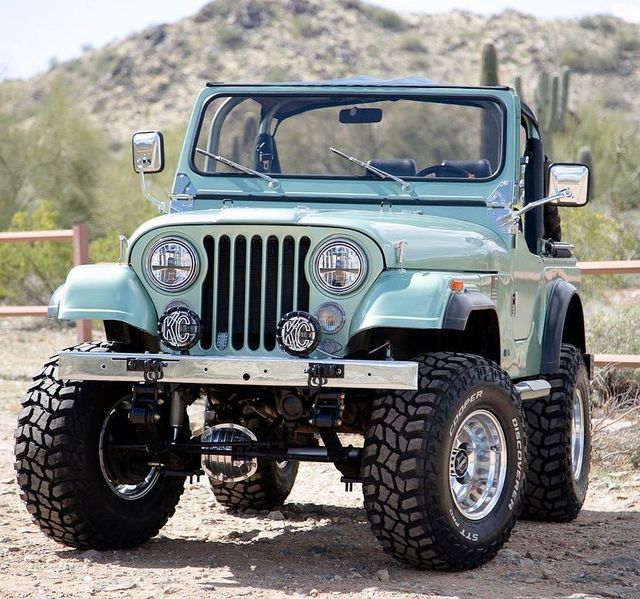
[442,159,492,178]
[367,159,416,177]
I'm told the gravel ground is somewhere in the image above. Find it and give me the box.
[1,320,639,599]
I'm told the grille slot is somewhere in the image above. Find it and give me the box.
[202,233,311,352]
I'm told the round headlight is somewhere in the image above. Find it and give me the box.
[315,302,346,334]
[312,239,367,295]
[145,237,199,292]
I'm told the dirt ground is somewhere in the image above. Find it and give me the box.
[0,320,639,599]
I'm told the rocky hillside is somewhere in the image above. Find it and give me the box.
[11,0,640,141]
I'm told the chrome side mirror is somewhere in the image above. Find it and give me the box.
[548,163,590,207]
[132,130,165,174]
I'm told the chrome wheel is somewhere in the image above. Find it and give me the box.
[99,398,160,501]
[449,409,507,520]
[571,389,585,480]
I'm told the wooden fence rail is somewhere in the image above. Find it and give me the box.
[0,224,90,343]
[578,260,640,275]
[577,260,640,369]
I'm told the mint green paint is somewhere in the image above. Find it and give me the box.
[172,85,519,210]
[54,264,158,333]
[50,82,586,381]
[127,224,385,357]
[128,208,512,274]
[350,271,476,336]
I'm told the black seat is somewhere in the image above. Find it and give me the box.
[442,159,492,178]
[367,159,416,177]
[254,133,281,173]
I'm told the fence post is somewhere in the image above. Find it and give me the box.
[72,223,92,343]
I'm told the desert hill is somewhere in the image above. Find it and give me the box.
[12,0,640,141]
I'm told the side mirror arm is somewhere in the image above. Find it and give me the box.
[137,169,168,213]
[498,188,572,229]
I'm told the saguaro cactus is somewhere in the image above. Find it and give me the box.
[577,145,594,195]
[481,43,499,86]
[534,67,571,156]
[480,43,501,166]
[230,114,258,163]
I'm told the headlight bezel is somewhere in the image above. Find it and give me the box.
[143,236,200,293]
[311,238,368,296]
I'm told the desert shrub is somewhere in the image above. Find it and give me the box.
[555,101,640,210]
[0,77,108,230]
[578,15,618,34]
[560,206,636,297]
[587,302,640,403]
[615,29,640,54]
[218,27,244,49]
[558,41,618,74]
[0,201,71,304]
[368,6,406,31]
[398,33,427,53]
[194,0,236,22]
[90,232,120,264]
[587,302,640,359]
[291,16,324,37]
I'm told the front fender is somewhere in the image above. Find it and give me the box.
[49,264,157,334]
[349,270,455,336]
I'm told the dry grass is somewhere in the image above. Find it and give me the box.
[591,367,640,470]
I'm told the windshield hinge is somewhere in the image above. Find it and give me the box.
[170,173,196,212]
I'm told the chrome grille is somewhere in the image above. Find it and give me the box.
[201,234,311,352]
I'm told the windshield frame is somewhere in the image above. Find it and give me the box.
[189,91,508,184]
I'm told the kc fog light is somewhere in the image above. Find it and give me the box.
[158,305,202,352]
[315,302,346,334]
[276,311,321,357]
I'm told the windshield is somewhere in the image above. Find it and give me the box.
[193,94,504,181]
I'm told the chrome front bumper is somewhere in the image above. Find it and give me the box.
[58,351,419,390]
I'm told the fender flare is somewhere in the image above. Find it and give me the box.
[49,264,158,334]
[442,291,497,331]
[541,279,586,374]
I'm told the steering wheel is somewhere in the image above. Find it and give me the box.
[416,164,470,178]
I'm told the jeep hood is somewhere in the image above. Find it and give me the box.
[129,206,510,273]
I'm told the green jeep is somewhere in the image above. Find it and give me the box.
[15,77,592,570]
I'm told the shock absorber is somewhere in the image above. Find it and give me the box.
[169,386,192,442]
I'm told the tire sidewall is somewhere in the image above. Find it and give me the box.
[431,381,525,548]
[568,363,591,503]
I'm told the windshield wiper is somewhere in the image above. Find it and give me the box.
[195,147,280,189]
[329,147,412,192]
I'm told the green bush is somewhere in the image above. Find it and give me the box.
[398,33,427,53]
[561,207,636,297]
[587,302,640,401]
[616,29,640,54]
[292,16,324,37]
[368,6,406,31]
[0,201,71,304]
[558,41,618,74]
[218,27,244,49]
[578,15,618,34]
[554,101,640,210]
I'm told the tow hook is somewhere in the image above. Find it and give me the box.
[126,358,166,382]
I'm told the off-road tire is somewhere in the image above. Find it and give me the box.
[14,342,185,549]
[521,344,591,521]
[363,353,527,570]
[210,460,299,511]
